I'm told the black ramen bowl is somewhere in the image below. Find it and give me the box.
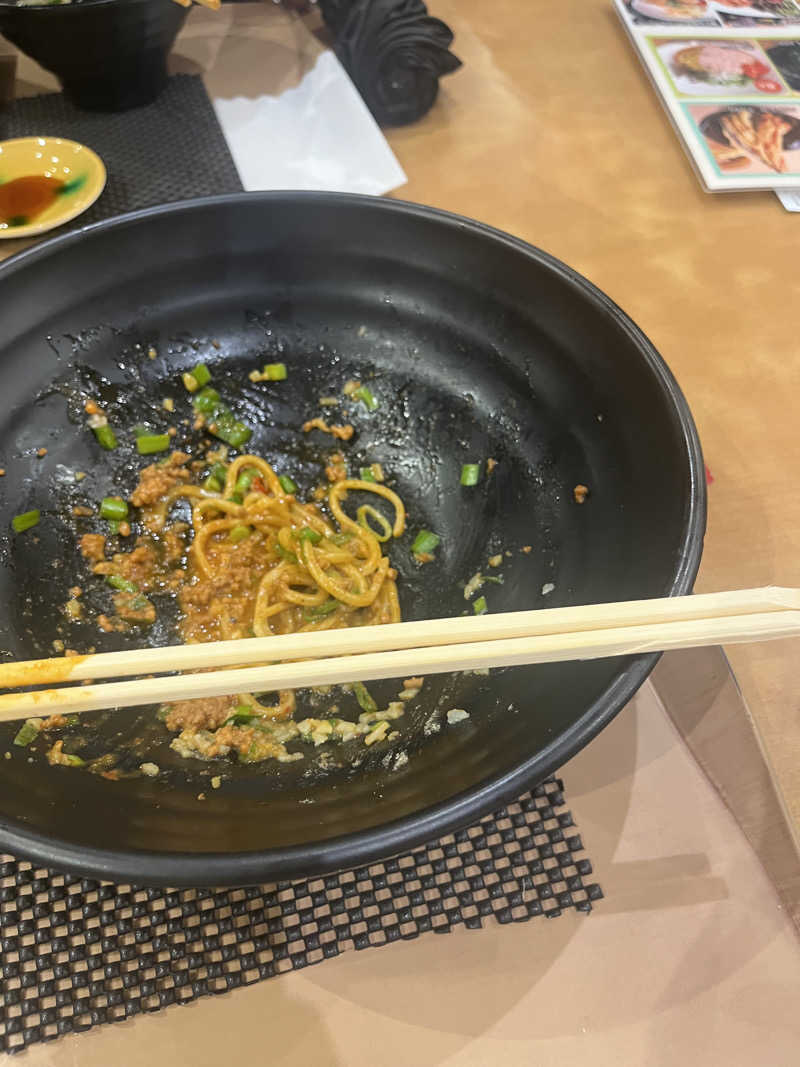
[0,193,705,885]
[0,0,188,112]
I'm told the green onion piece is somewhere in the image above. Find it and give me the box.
[192,386,221,414]
[264,363,287,381]
[61,753,85,767]
[13,719,41,747]
[106,575,139,594]
[203,474,223,493]
[192,363,211,387]
[234,468,257,496]
[136,433,170,455]
[210,461,228,483]
[99,496,128,521]
[224,708,256,726]
[356,504,392,543]
[328,532,353,546]
[460,463,481,487]
[156,706,171,723]
[483,575,504,585]
[473,596,488,615]
[275,543,298,564]
[353,385,378,411]
[278,474,298,495]
[107,519,121,535]
[211,414,252,449]
[411,529,440,555]
[92,424,117,451]
[296,527,322,545]
[228,524,251,543]
[353,681,378,714]
[11,510,40,534]
[359,467,376,483]
[182,372,199,393]
[304,599,339,621]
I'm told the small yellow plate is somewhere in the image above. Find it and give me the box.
[0,137,106,239]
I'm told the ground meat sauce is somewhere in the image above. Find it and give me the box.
[130,452,191,507]
[165,695,236,733]
[79,533,106,562]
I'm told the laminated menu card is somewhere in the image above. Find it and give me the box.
[615,0,800,190]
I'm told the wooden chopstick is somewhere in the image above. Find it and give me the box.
[0,589,799,723]
[1,586,798,690]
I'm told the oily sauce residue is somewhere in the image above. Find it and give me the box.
[0,175,65,227]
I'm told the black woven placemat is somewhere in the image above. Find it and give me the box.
[0,777,601,1054]
[0,73,243,229]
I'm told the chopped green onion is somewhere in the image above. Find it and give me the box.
[411,529,440,555]
[228,524,251,543]
[182,372,199,393]
[275,543,298,563]
[193,386,221,414]
[473,596,488,615]
[359,467,376,483]
[234,468,257,496]
[92,424,117,451]
[129,594,150,612]
[353,385,378,411]
[296,527,322,545]
[353,681,378,714]
[483,575,504,585]
[224,708,256,726]
[192,363,211,387]
[156,706,171,722]
[203,474,223,493]
[460,463,481,487]
[278,474,298,495]
[107,519,121,535]
[304,599,339,621]
[106,575,139,593]
[60,753,85,767]
[13,719,41,747]
[12,510,40,534]
[328,532,353,546]
[136,433,170,455]
[99,496,128,521]
[210,461,228,483]
[210,413,251,449]
[356,504,392,543]
[264,363,287,381]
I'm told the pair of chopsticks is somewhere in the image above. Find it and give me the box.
[1,586,799,723]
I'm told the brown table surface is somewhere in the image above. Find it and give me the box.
[2,1,799,1061]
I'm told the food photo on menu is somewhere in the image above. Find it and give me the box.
[653,37,786,94]
[624,0,800,22]
[687,101,800,172]
[761,38,800,85]
[624,0,723,25]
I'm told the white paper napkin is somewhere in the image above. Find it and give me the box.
[776,191,800,212]
[212,50,407,197]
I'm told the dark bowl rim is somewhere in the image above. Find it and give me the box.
[0,191,707,887]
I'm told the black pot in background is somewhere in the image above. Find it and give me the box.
[0,0,189,112]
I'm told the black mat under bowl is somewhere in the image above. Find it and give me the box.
[0,778,601,1054]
